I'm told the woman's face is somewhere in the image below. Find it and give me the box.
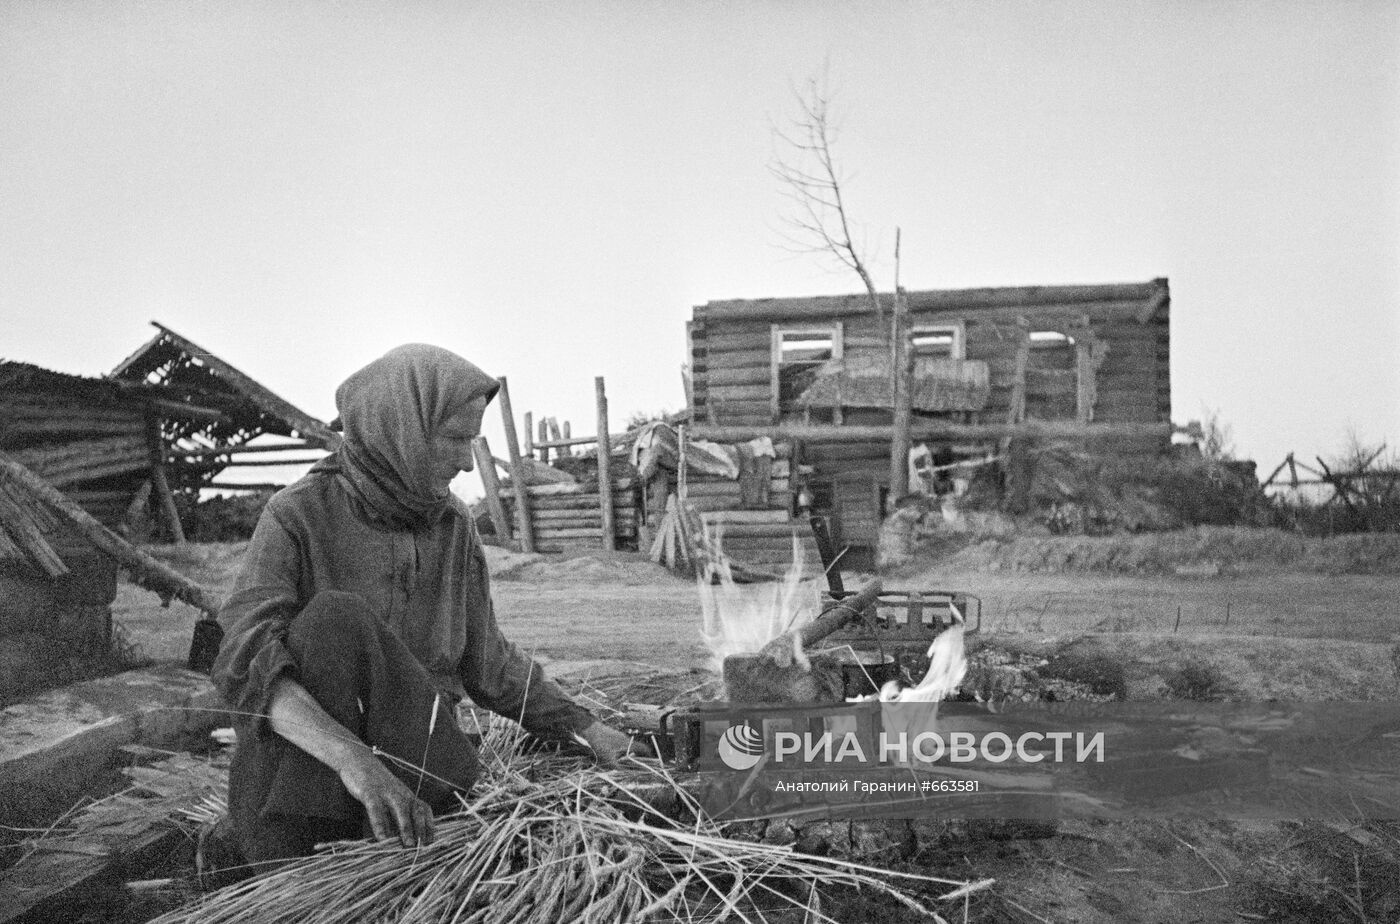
[428,397,488,490]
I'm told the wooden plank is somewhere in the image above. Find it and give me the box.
[532,526,636,541]
[708,414,775,428]
[496,377,534,553]
[805,443,890,462]
[694,328,773,351]
[690,421,1176,443]
[694,351,772,372]
[0,453,219,614]
[702,398,774,414]
[534,527,603,539]
[526,477,634,497]
[704,367,771,387]
[472,436,512,543]
[686,496,786,513]
[168,440,326,458]
[700,509,792,524]
[531,432,628,451]
[0,399,147,422]
[595,377,616,552]
[704,523,815,538]
[707,384,772,402]
[712,540,821,555]
[144,417,185,545]
[528,494,637,511]
[683,478,791,496]
[697,283,1165,323]
[530,510,638,525]
[0,485,68,577]
[0,821,185,924]
[1097,342,1160,362]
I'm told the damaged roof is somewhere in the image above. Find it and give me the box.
[113,321,340,449]
[697,279,1171,324]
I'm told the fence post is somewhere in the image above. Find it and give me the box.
[496,377,535,553]
[596,377,615,551]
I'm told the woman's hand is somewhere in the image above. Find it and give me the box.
[337,750,435,848]
[578,720,650,767]
[267,676,435,848]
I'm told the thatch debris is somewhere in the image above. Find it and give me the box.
[148,716,985,924]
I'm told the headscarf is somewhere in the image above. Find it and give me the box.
[314,344,499,530]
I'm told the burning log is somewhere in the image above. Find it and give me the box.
[719,579,883,705]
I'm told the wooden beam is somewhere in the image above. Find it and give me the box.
[1316,457,1359,514]
[1007,321,1029,426]
[595,377,615,552]
[531,432,631,450]
[889,282,912,499]
[547,418,566,458]
[496,377,535,553]
[204,482,285,491]
[140,396,229,425]
[471,436,512,544]
[172,456,325,470]
[1075,339,1094,425]
[145,417,185,545]
[121,479,152,535]
[0,452,219,614]
[0,482,69,577]
[168,440,326,458]
[523,411,534,460]
[689,421,1177,443]
[698,280,1169,323]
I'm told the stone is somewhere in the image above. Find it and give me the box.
[794,820,852,858]
[849,818,916,861]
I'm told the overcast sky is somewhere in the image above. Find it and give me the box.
[3,1,1396,496]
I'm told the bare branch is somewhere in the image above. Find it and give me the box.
[770,73,882,317]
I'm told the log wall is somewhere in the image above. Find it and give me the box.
[503,478,640,554]
[688,282,1173,553]
[692,299,1170,429]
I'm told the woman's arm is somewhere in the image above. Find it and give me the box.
[215,501,434,846]
[266,675,434,847]
[455,526,642,763]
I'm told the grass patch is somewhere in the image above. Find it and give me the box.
[942,526,1400,576]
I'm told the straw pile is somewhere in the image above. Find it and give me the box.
[149,716,984,924]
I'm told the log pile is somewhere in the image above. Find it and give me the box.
[0,452,218,612]
[503,478,640,554]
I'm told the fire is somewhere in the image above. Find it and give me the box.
[697,532,817,672]
[883,621,967,702]
[854,602,968,703]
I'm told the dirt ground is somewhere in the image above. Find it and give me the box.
[103,538,1400,923]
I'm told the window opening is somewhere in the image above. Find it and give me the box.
[773,325,840,422]
[1024,329,1077,420]
[910,325,964,359]
[1029,330,1075,348]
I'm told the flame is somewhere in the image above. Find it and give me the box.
[698,532,817,671]
[883,623,967,702]
[851,600,968,704]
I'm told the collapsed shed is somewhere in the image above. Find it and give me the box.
[2,322,338,542]
[0,322,336,697]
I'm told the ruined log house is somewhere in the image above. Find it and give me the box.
[686,279,1172,568]
[0,323,336,663]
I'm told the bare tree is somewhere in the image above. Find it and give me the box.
[769,76,884,319]
[770,75,914,498]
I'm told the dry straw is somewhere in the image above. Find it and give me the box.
[149,713,985,924]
